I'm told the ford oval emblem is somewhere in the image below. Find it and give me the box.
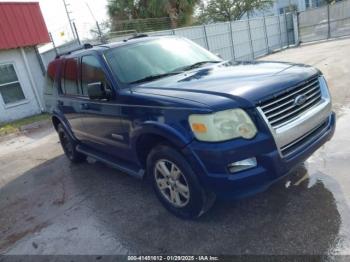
[294,94,307,106]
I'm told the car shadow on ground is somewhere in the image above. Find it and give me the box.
[0,154,348,255]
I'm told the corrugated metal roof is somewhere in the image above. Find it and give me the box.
[0,2,50,50]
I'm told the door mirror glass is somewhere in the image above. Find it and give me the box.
[87,81,107,100]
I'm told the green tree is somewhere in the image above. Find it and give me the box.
[198,0,273,23]
[107,0,199,30]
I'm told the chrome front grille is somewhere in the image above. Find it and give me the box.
[280,119,328,157]
[259,76,322,128]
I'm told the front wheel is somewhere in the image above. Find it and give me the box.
[147,145,215,219]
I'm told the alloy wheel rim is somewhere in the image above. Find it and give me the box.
[154,159,190,207]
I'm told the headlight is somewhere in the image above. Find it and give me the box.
[189,109,257,142]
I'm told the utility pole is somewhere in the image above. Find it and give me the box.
[62,0,76,40]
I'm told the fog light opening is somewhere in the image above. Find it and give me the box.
[228,157,257,173]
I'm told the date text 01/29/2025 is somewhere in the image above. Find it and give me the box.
[127,255,219,261]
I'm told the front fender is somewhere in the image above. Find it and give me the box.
[130,121,193,149]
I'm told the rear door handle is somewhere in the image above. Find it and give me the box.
[57,100,64,106]
[80,103,89,110]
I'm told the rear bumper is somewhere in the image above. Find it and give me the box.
[182,112,336,199]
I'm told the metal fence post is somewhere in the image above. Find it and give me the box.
[295,11,301,45]
[203,25,210,50]
[284,13,290,47]
[262,16,269,54]
[228,22,236,61]
[73,22,81,45]
[277,15,283,49]
[49,32,58,56]
[247,17,254,60]
[327,4,331,39]
[34,46,46,74]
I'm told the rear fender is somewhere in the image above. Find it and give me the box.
[51,111,78,142]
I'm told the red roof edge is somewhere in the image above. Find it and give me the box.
[0,2,50,50]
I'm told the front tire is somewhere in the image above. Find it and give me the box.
[57,123,86,163]
[147,145,215,219]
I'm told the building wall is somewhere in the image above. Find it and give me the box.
[0,47,45,123]
[250,0,328,18]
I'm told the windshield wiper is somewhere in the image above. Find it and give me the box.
[174,60,221,72]
[129,61,221,84]
[129,72,182,84]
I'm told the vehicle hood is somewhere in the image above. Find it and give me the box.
[132,61,320,109]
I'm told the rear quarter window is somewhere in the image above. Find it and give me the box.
[45,60,62,95]
[44,59,63,112]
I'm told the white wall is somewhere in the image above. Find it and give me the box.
[0,47,45,123]
[248,0,307,18]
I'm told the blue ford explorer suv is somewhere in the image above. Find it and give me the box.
[44,36,335,218]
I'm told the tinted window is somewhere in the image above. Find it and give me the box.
[45,60,61,95]
[63,58,80,96]
[105,38,220,84]
[81,55,108,96]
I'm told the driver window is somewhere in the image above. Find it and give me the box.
[81,55,111,98]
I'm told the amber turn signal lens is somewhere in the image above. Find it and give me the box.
[191,123,207,133]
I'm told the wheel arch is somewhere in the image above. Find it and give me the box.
[51,113,77,141]
[131,122,193,169]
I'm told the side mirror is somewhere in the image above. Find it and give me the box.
[87,82,107,100]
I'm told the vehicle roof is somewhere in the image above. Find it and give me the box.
[56,35,176,59]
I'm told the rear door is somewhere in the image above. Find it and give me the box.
[56,57,85,140]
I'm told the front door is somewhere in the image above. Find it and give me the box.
[78,55,127,158]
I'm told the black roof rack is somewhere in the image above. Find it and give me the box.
[55,43,93,58]
[124,34,149,42]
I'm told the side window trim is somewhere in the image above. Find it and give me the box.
[59,60,66,95]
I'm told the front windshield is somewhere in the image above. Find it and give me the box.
[104,37,220,84]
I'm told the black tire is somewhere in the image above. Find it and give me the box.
[147,145,215,219]
[57,123,86,163]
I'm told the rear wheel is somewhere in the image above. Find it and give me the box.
[147,145,215,219]
[57,123,86,163]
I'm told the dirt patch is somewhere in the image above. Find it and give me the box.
[0,222,49,252]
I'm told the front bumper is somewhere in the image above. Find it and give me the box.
[182,112,336,199]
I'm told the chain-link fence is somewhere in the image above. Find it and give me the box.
[40,13,297,68]
[298,0,350,42]
[111,17,178,33]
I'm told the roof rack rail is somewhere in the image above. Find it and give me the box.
[124,34,149,42]
[55,43,93,58]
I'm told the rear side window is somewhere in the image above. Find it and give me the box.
[62,58,80,96]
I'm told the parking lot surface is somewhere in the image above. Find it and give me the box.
[1,38,350,255]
